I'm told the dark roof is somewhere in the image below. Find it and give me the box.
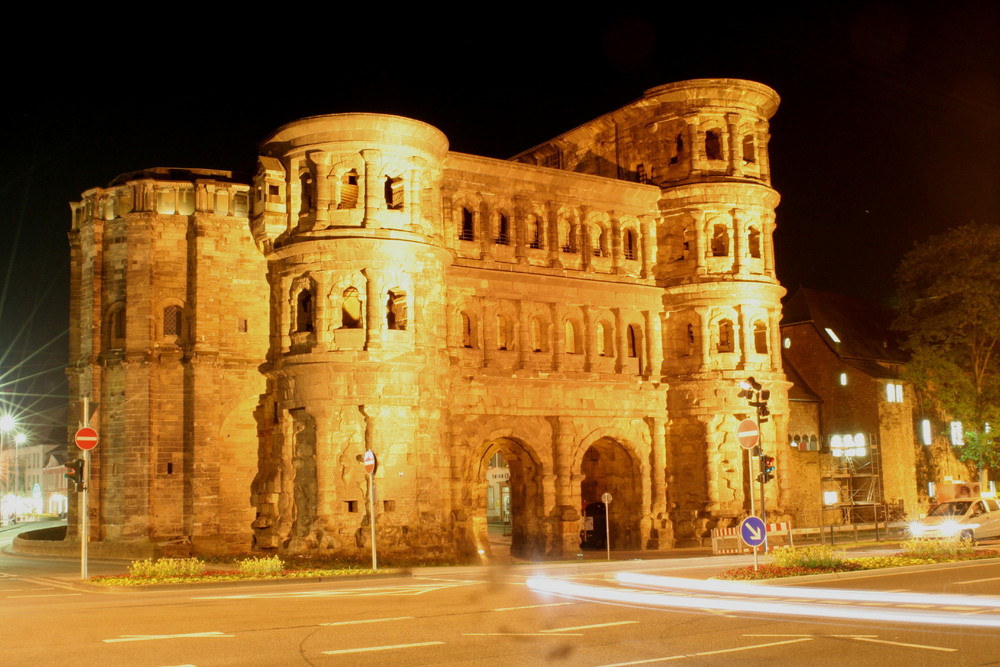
[782,287,908,364]
[782,353,822,402]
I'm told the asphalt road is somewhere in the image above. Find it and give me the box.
[2,538,1000,666]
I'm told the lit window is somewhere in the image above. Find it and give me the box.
[839,372,847,386]
[825,328,841,343]
[886,383,904,403]
[782,337,790,349]
[928,482,936,499]
[823,491,838,506]
[921,419,932,446]
[950,421,964,446]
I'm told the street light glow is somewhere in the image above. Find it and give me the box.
[0,415,15,431]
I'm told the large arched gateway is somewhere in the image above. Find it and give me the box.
[473,438,545,560]
[579,437,642,550]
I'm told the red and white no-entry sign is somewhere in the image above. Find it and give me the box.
[75,426,99,451]
[736,419,759,450]
[363,450,377,475]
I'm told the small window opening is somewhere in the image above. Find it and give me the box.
[339,170,359,209]
[383,500,395,512]
[496,314,509,351]
[754,322,768,354]
[705,130,723,160]
[163,305,182,337]
[267,184,280,201]
[342,287,362,329]
[626,325,639,358]
[669,133,684,165]
[742,135,756,163]
[300,171,314,213]
[717,320,734,353]
[109,307,126,349]
[591,226,606,257]
[386,290,407,330]
[686,323,695,356]
[839,372,848,386]
[623,228,638,260]
[495,213,510,245]
[385,175,404,210]
[238,318,248,333]
[711,224,729,257]
[461,312,474,348]
[530,218,543,249]
[459,207,475,241]
[596,322,613,357]
[748,226,761,259]
[296,289,314,333]
[565,320,579,354]
[346,500,359,513]
[531,318,544,352]
[166,462,173,475]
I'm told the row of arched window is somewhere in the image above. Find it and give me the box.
[667,128,757,165]
[103,302,190,350]
[458,205,640,260]
[458,311,644,360]
[291,286,407,335]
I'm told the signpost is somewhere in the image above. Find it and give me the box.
[601,492,612,561]
[739,515,767,571]
[74,397,98,580]
[363,450,378,572]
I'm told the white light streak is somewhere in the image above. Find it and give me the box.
[322,641,444,655]
[527,577,1000,629]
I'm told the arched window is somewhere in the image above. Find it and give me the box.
[296,289,314,333]
[754,321,768,354]
[461,312,475,348]
[685,322,695,356]
[561,219,578,253]
[705,130,723,160]
[529,217,543,249]
[596,321,614,357]
[386,290,407,330]
[341,288,362,329]
[717,319,734,353]
[623,228,638,260]
[495,213,510,245]
[748,226,761,259]
[459,207,475,241]
[742,135,756,163]
[300,171,313,213]
[669,133,684,165]
[531,317,545,352]
[496,314,509,350]
[385,175,404,210]
[626,324,639,358]
[163,305,182,338]
[564,320,579,354]
[339,170,359,209]
[591,225,607,257]
[711,224,729,257]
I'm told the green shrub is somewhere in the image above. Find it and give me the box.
[129,557,207,578]
[769,545,844,569]
[238,555,285,576]
[900,536,974,558]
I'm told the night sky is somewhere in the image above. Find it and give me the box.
[2,3,997,438]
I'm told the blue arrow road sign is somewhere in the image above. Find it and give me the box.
[739,516,767,547]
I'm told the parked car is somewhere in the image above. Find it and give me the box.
[909,497,1000,542]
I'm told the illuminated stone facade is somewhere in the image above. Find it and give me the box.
[68,79,791,559]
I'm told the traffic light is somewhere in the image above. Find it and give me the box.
[758,454,776,483]
[65,459,85,491]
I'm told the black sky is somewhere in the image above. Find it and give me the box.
[1,3,997,436]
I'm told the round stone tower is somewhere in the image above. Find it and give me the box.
[247,114,455,556]
[645,80,789,533]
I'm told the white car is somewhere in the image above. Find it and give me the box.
[909,497,1000,542]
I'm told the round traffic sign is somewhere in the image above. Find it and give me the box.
[736,419,759,450]
[739,515,767,547]
[75,426,99,451]
[363,450,377,475]
[601,492,612,504]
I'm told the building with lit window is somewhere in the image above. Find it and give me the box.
[67,79,794,559]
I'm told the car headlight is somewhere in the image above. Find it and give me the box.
[940,520,961,536]
[909,521,927,537]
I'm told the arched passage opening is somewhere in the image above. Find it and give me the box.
[474,438,544,560]
[580,438,641,550]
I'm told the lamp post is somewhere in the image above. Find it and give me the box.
[14,433,25,501]
[0,415,14,523]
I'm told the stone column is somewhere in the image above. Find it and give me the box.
[513,197,528,264]
[582,306,594,372]
[685,113,702,175]
[547,201,561,268]
[550,416,579,556]
[758,125,773,183]
[314,155,332,227]
[614,307,625,373]
[697,306,711,372]
[610,215,623,275]
[762,212,776,276]
[550,302,562,371]
[516,300,529,369]
[640,215,654,278]
[361,149,381,228]
[725,112,742,178]
[407,160,423,229]
[690,210,706,275]
[644,310,662,377]
[364,269,382,350]
[769,310,782,370]
[731,209,744,274]
[479,201,491,261]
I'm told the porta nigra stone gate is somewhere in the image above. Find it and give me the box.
[66,79,790,559]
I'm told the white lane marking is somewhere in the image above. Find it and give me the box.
[540,620,638,633]
[322,641,444,655]
[320,616,413,626]
[493,602,574,612]
[462,632,583,637]
[850,637,957,652]
[8,593,81,598]
[956,576,1000,585]
[193,583,465,600]
[103,632,233,643]
[598,638,814,665]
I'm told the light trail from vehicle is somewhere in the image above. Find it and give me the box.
[527,577,1000,629]
[616,572,1000,608]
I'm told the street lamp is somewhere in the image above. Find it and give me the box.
[14,433,25,499]
[0,415,14,523]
